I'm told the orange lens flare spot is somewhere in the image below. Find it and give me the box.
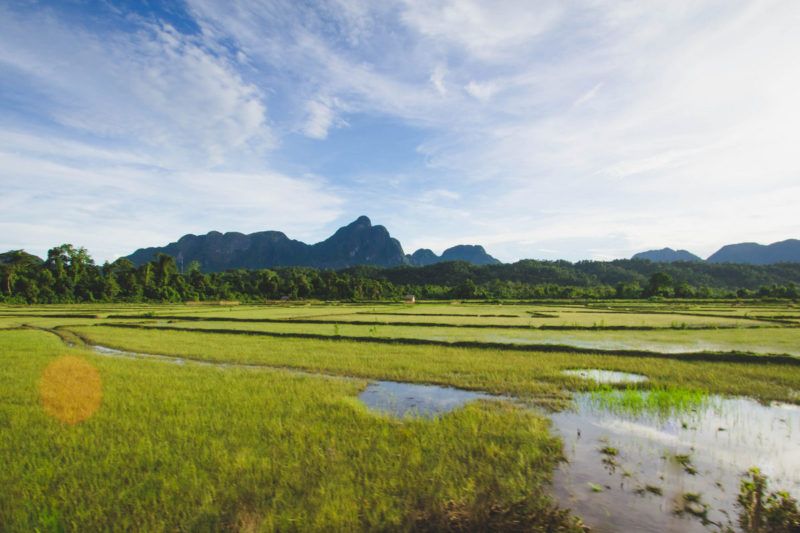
[40,356,102,424]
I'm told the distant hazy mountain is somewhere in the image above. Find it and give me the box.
[440,245,501,265]
[0,250,43,265]
[407,248,439,266]
[706,239,800,264]
[632,248,703,262]
[406,245,500,266]
[125,216,500,272]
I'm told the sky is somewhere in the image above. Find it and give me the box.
[1,0,799,264]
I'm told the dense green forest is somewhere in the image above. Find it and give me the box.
[1,245,798,303]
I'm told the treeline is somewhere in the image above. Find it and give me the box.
[344,258,800,291]
[1,245,798,304]
[0,246,399,304]
[344,259,800,300]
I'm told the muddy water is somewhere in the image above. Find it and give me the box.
[358,381,502,419]
[550,392,800,532]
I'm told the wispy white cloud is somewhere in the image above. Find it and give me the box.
[418,189,460,203]
[0,136,344,260]
[572,83,603,109]
[464,80,499,102]
[0,3,348,261]
[400,0,563,61]
[301,96,348,139]
[0,10,272,167]
[2,0,799,263]
[429,65,447,96]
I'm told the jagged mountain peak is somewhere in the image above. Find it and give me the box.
[124,216,502,272]
[351,215,372,227]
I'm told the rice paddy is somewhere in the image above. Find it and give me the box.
[2,299,799,531]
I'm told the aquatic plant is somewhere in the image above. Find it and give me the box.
[634,484,663,496]
[683,491,702,503]
[588,385,713,419]
[599,445,618,456]
[677,492,711,524]
[673,453,699,475]
[645,485,663,496]
[413,490,587,532]
[738,468,800,533]
[587,482,605,493]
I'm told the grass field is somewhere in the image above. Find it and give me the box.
[2,300,799,531]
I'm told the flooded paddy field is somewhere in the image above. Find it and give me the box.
[355,374,800,532]
[2,300,799,531]
[551,391,800,532]
[121,315,800,357]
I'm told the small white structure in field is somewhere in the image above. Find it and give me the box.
[405,295,416,303]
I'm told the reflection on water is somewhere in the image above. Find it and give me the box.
[92,345,287,373]
[563,369,648,384]
[550,392,800,532]
[359,381,501,419]
[484,334,800,356]
[93,344,188,364]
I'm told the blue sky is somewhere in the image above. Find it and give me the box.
[1,0,799,264]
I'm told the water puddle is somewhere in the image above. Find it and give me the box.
[91,345,302,373]
[485,335,800,356]
[549,391,800,532]
[563,369,648,384]
[359,381,501,419]
[92,344,190,365]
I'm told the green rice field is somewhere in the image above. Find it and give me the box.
[2,300,799,531]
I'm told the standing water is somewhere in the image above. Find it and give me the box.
[550,391,800,532]
[359,381,502,418]
[562,369,648,384]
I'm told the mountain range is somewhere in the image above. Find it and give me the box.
[632,248,703,262]
[126,217,799,271]
[125,216,500,272]
[632,239,800,264]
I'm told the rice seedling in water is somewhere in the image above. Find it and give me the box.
[587,482,605,493]
[676,492,711,524]
[645,485,663,496]
[673,453,699,475]
[737,468,800,533]
[599,445,618,456]
[588,385,714,419]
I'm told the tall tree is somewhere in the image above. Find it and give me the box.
[0,250,39,296]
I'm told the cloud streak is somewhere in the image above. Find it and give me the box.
[1,0,799,262]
